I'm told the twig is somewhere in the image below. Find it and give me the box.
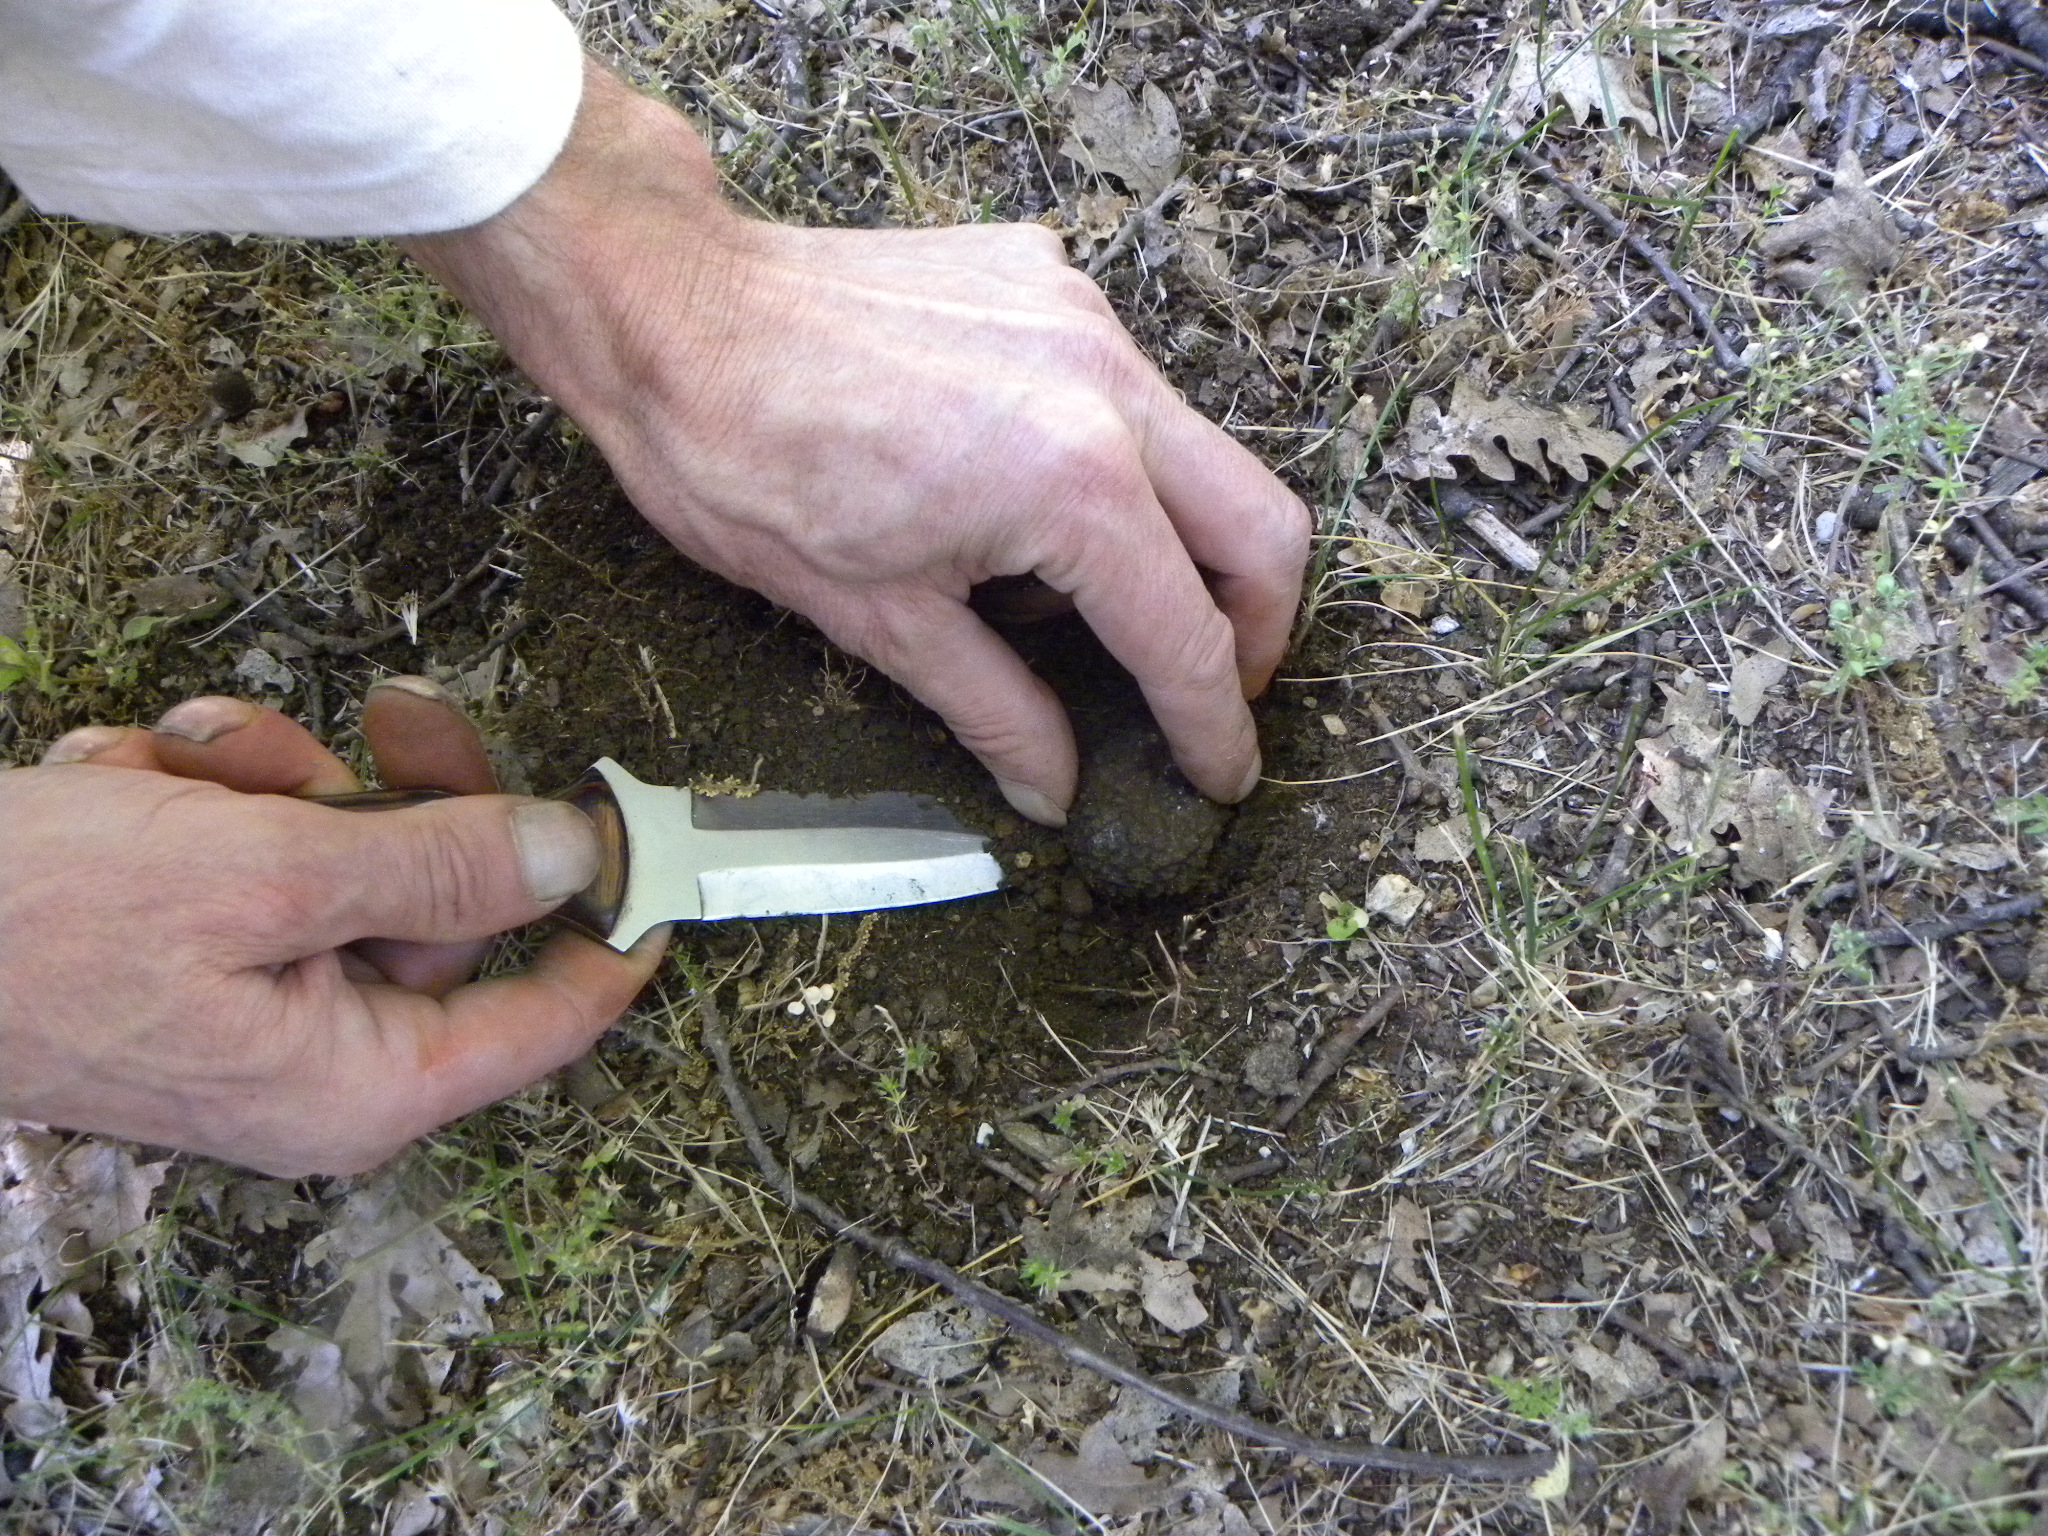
[219,541,505,658]
[1890,1,2048,74]
[1367,701,1433,807]
[448,611,540,674]
[1941,525,2048,626]
[1370,0,1446,59]
[1002,1057,1222,1123]
[1272,986,1405,1132]
[1262,121,1492,155]
[470,403,561,510]
[1573,651,1658,862]
[695,982,1552,1482]
[1865,893,2044,948]
[1508,149,1746,376]
[1084,177,1190,279]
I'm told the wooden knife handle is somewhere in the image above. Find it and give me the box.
[309,769,631,944]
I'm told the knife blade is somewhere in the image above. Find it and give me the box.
[315,758,1004,951]
[564,758,1002,948]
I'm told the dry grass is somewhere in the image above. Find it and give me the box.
[5,0,2048,1532]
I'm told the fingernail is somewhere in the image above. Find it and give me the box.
[996,777,1068,829]
[1231,753,1263,803]
[368,674,457,706]
[511,800,601,905]
[628,922,674,962]
[155,696,258,744]
[41,726,128,765]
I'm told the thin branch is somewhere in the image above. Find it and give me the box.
[1272,986,1405,1132]
[695,982,1553,1483]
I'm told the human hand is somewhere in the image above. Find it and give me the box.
[404,65,1310,826]
[0,679,665,1175]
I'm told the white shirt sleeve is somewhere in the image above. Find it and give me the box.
[0,0,585,237]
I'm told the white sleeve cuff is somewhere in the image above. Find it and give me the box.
[0,0,585,238]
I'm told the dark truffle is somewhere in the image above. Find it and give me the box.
[1065,725,1229,899]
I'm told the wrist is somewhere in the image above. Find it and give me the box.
[402,61,751,420]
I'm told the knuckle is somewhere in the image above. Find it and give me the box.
[1164,611,1242,694]
[402,815,496,923]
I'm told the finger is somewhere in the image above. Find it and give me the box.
[153,696,361,795]
[350,937,492,998]
[277,924,669,1176]
[804,584,1077,825]
[357,677,500,987]
[42,725,160,769]
[260,792,601,954]
[361,675,498,792]
[1129,392,1312,698]
[1033,440,1264,804]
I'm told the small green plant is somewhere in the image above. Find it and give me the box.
[902,1041,936,1074]
[1019,1256,1070,1299]
[1319,890,1366,941]
[2000,643,2048,705]
[1050,1099,1081,1135]
[1829,923,1877,985]
[1824,572,1911,692]
[0,622,57,696]
[2000,794,2048,841]
[1853,1355,1927,1417]
[1489,1373,1594,1439]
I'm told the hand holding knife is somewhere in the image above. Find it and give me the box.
[318,758,1004,949]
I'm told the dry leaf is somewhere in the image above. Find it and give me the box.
[286,1166,503,1431]
[1175,191,1236,299]
[1029,1419,1171,1518]
[1793,1196,1858,1264]
[1352,1197,1432,1297]
[0,438,30,537]
[804,1245,860,1342]
[220,404,310,469]
[1727,639,1791,727]
[1137,1253,1209,1332]
[1726,768,1832,890]
[1365,873,1425,926]
[873,1304,988,1381]
[1388,376,1634,483]
[1633,1417,1728,1532]
[0,1129,169,1440]
[1569,1335,1664,1408]
[1759,153,1902,312]
[1500,39,1660,137]
[1021,1196,1162,1294]
[1060,81,1182,204]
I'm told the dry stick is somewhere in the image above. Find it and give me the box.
[219,541,504,658]
[1366,701,1432,806]
[1084,176,1191,280]
[1259,120,1744,375]
[1002,1057,1223,1123]
[1507,148,1746,377]
[220,409,549,656]
[695,983,1551,1482]
[1271,986,1406,1132]
[1865,893,2045,948]
[1369,0,1447,59]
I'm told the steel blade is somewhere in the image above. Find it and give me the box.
[590,759,1002,948]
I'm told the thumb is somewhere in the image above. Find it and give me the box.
[265,795,599,953]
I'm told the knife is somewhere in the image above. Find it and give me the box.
[316,757,1003,951]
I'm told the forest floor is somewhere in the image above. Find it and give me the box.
[4,0,2048,1531]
